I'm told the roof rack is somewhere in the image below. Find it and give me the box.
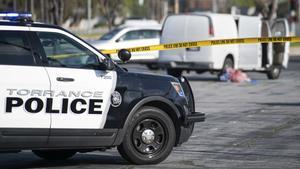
[0,12,33,23]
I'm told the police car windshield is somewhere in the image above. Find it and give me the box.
[99,28,122,40]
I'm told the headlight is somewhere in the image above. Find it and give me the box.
[171,82,185,97]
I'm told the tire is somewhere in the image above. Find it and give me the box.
[267,65,281,79]
[218,57,234,78]
[196,70,206,74]
[146,64,159,70]
[222,57,234,71]
[117,106,176,165]
[167,69,182,77]
[32,150,76,160]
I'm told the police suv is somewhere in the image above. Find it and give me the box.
[0,13,205,164]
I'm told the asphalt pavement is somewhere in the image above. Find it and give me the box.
[1,57,300,169]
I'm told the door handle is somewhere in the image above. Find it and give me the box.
[186,47,200,51]
[56,77,74,82]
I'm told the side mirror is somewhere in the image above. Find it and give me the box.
[118,49,131,62]
[104,58,115,70]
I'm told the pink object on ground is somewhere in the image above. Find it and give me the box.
[226,68,251,83]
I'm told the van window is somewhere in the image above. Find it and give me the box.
[0,31,34,66]
[121,30,142,41]
[272,22,286,36]
[119,30,160,41]
[99,28,122,40]
[142,30,160,39]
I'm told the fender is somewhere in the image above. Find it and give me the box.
[112,96,181,146]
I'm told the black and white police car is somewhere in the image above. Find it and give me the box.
[0,13,205,164]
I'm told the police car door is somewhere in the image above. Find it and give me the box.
[32,29,116,131]
[238,16,261,69]
[0,29,50,147]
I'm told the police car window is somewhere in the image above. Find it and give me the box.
[37,32,100,68]
[0,31,34,66]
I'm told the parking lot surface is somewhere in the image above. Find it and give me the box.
[1,57,300,169]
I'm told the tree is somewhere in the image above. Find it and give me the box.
[97,0,125,30]
[255,0,278,22]
[124,0,147,19]
[48,0,64,25]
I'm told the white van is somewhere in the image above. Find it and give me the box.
[158,13,290,79]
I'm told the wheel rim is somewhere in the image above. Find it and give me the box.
[132,119,166,155]
[273,67,280,75]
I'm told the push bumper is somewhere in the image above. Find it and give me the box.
[186,111,205,123]
[177,112,205,145]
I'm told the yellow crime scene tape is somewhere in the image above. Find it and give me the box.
[100,36,300,55]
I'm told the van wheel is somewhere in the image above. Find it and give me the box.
[218,57,234,78]
[223,57,234,71]
[147,64,159,70]
[267,65,281,79]
[167,69,182,77]
[196,70,206,74]
[32,150,76,160]
[117,106,176,165]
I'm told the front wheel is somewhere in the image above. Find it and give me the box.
[267,65,281,79]
[32,150,76,160]
[117,106,176,164]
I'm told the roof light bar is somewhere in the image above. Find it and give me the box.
[0,13,18,17]
[0,12,32,21]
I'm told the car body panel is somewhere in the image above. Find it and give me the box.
[89,26,161,63]
[0,21,202,152]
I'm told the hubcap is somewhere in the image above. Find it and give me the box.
[225,60,233,69]
[141,129,155,144]
[273,67,279,75]
[132,119,166,155]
